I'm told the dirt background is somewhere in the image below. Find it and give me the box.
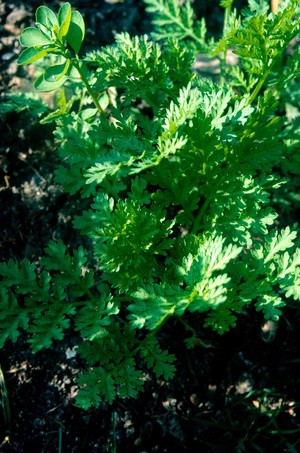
[1,1,300,452]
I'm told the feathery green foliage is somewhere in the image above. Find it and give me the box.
[1,0,300,409]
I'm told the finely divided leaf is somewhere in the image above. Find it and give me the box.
[264,227,297,263]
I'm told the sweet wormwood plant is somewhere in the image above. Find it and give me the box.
[1,0,300,409]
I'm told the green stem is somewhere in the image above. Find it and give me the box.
[193,178,226,234]
[220,0,233,81]
[246,67,272,106]
[192,195,211,235]
[175,315,197,336]
[72,59,103,115]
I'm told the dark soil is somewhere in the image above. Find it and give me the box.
[1,1,300,452]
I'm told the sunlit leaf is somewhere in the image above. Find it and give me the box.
[58,2,72,40]
[68,61,88,80]
[81,108,98,120]
[99,92,109,111]
[20,27,52,47]
[36,5,58,29]
[68,65,81,79]
[17,46,55,65]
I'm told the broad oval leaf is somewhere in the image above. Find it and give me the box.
[66,10,85,54]
[58,3,72,40]
[81,108,98,121]
[34,72,68,92]
[68,61,88,80]
[17,46,55,65]
[68,64,81,79]
[36,23,53,40]
[99,92,109,111]
[36,5,58,29]
[44,60,71,82]
[20,27,52,47]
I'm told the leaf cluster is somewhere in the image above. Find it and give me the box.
[18,2,85,91]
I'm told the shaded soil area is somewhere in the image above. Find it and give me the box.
[1,1,300,452]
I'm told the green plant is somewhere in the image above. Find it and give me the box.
[1,0,300,409]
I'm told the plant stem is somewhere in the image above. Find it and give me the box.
[192,196,211,235]
[192,171,230,234]
[246,67,271,106]
[175,315,197,336]
[72,59,103,115]
[220,0,233,81]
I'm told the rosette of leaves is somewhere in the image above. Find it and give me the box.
[18,2,85,92]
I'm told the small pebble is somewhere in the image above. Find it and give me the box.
[6,9,30,25]
[2,52,15,61]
